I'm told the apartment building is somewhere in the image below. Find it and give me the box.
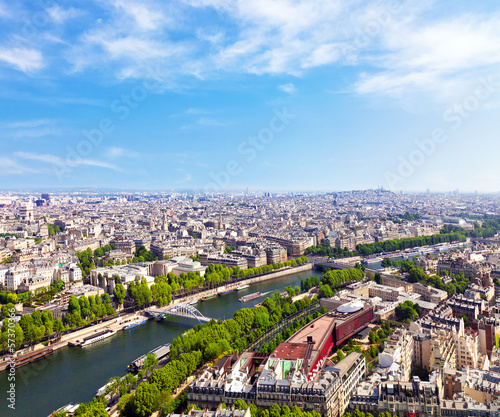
[331,353,366,416]
[18,275,52,292]
[188,351,364,417]
[378,379,441,417]
[412,283,448,304]
[447,294,485,322]
[452,319,479,370]
[199,253,248,269]
[413,329,456,372]
[4,267,29,291]
[378,327,414,382]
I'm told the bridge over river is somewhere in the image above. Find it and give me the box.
[145,303,213,324]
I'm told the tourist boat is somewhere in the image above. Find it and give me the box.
[235,284,249,291]
[239,292,263,303]
[75,329,117,347]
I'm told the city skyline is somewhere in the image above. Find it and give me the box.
[1,0,500,192]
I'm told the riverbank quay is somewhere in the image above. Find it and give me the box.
[0,311,148,371]
[170,262,313,306]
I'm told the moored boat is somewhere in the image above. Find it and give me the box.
[15,346,54,368]
[128,343,171,372]
[73,329,117,347]
[201,293,217,301]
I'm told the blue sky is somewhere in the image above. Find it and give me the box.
[1,0,500,192]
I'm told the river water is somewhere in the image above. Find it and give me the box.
[1,269,322,417]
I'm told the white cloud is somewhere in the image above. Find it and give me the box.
[105,147,140,159]
[2,0,500,105]
[47,6,83,24]
[79,159,122,171]
[0,128,60,139]
[0,119,54,129]
[109,0,167,30]
[0,157,39,175]
[15,152,63,165]
[0,47,44,72]
[278,83,296,94]
[354,13,500,98]
[15,152,122,172]
[196,117,231,127]
[177,168,192,183]
[185,108,211,115]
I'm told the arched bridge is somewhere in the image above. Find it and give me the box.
[146,304,212,324]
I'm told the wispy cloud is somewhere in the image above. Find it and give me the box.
[185,108,212,115]
[1,0,500,105]
[15,152,122,172]
[105,146,140,159]
[15,152,62,165]
[0,119,54,129]
[0,157,40,175]
[197,117,232,127]
[278,83,296,94]
[0,47,44,73]
[177,168,192,183]
[78,159,122,171]
[47,6,84,24]
[0,128,60,139]
[354,12,500,99]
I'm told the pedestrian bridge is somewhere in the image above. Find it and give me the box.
[145,304,212,324]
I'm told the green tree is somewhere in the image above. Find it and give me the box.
[319,283,334,298]
[128,278,153,308]
[234,399,248,410]
[113,282,126,307]
[130,382,160,417]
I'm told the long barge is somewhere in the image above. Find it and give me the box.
[71,329,117,348]
[239,292,263,303]
[128,343,171,372]
[218,289,234,296]
[15,346,54,368]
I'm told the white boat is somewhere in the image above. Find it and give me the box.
[49,403,80,416]
[79,329,116,347]
[187,298,199,305]
[236,284,249,291]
